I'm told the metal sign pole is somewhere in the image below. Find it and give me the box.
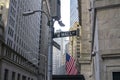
[47,19,54,80]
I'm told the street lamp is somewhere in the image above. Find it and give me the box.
[58,20,65,27]
[23,10,49,20]
[23,10,65,26]
[23,10,65,80]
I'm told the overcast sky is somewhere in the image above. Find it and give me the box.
[54,0,70,31]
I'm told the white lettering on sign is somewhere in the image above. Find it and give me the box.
[53,30,78,38]
[60,31,76,37]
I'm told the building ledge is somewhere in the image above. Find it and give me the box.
[79,60,91,64]
[101,53,120,59]
[95,0,120,10]
[78,58,91,64]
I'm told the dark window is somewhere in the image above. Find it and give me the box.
[8,27,14,37]
[28,77,30,80]
[17,73,20,80]
[77,48,80,51]
[7,38,13,47]
[10,6,16,17]
[113,72,120,80]
[22,75,26,80]
[12,72,15,80]
[0,14,1,20]
[77,45,80,47]
[4,69,9,80]
[7,38,10,46]
[0,6,3,10]
[57,0,60,5]
[77,52,80,58]
[9,16,15,27]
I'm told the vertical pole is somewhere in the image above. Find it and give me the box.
[48,19,54,80]
[91,0,100,80]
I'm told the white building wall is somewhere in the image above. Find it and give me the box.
[53,29,67,75]
[5,0,41,64]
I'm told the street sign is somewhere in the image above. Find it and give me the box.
[53,29,79,38]
[53,40,60,50]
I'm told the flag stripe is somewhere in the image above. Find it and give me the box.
[66,57,74,73]
[67,57,74,73]
[66,53,78,75]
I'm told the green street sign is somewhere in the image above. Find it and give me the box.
[53,40,60,50]
[53,29,79,38]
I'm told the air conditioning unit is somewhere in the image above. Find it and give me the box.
[50,0,61,20]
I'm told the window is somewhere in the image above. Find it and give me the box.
[77,52,80,58]
[57,0,60,5]
[0,6,3,10]
[77,48,80,51]
[12,72,15,80]
[8,27,14,37]
[10,6,16,17]
[113,72,120,80]
[77,45,80,47]
[9,16,15,27]
[7,38,10,46]
[4,69,9,80]
[11,0,17,7]
[17,73,20,80]
[0,14,2,21]
[22,75,26,80]
[28,77,30,80]
[7,38,13,47]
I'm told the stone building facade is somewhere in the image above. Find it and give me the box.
[0,0,41,80]
[78,0,92,80]
[69,22,81,73]
[92,0,120,80]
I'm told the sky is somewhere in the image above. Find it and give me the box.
[54,0,70,32]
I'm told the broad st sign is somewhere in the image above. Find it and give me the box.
[53,40,60,50]
[53,29,79,38]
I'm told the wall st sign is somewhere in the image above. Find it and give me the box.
[53,29,79,38]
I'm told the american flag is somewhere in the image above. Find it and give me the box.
[66,53,78,75]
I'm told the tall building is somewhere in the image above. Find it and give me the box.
[91,0,120,80]
[78,0,92,80]
[70,0,79,27]
[70,0,81,75]
[69,22,80,58]
[52,29,66,75]
[53,45,61,75]
[0,1,5,64]
[69,22,81,73]
[0,0,41,80]
[5,0,41,63]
